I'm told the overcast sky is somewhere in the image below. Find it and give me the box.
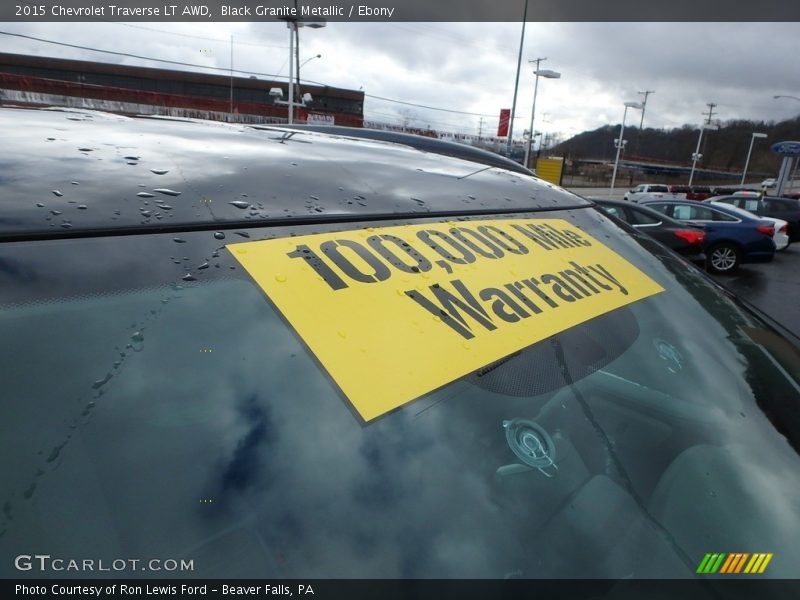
[2,21,800,141]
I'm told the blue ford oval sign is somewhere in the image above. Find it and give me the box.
[771,141,800,156]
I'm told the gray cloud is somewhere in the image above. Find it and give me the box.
[1,21,799,139]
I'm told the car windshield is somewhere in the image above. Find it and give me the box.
[1,207,800,579]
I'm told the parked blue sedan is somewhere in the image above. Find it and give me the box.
[641,200,776,274]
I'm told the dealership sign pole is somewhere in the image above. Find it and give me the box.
[771,141,800,196]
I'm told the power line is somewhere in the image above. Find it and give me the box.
[365,108,485,130]
[0,30,506,120]
[364,93,499,118]
[112,22,288,49]
[12,0,288,49]
[0,30,289,80]
[387,23,520,58]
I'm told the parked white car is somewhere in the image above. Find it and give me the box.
[709,201,790,250]
[624,183,672,203]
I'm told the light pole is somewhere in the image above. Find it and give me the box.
[635,89,654,155]
[741,132,768,185]
[505,0,529,158]
[282,16,325,124]
[287,20,296,124]
[523,63,561,169]
[610,101,643,198]
[688,122,720,186]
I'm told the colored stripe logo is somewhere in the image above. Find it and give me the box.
[696,553,773,574]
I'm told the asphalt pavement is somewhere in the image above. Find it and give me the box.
[711,244,800,336]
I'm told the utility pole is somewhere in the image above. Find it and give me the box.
[635,89,654,156]
[699,102,717,169]
[477,117,484,140]
[703,102,717,125]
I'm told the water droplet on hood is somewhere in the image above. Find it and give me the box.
[92,373,112,389]
[137,192,155,198]
[234,231,250,238]
[173,237,187,243]
[77,205,87,210]
[214,231,226,240]
[153,188,182,196]
[52,190,63,197]
[229,200,250,209]
[197,261,209,270]
[23,482,36,499]
[46,443,67,463]
[50,210,62,215]
[182,273,197,282]
[150,169,169,175]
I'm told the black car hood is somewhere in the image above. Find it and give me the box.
[0,107,589,240]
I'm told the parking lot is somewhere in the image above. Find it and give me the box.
[713,244,800,336]
[569,186,800,335]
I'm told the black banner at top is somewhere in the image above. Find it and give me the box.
[4,0,800,22]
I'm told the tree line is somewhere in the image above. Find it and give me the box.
[554,115,800,177]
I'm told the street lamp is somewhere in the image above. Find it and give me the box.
[610,101,643,198]
[523,65,561,169]
[299,53,322,71]
[688,122,720,186]
[296,53,322,108]
[741,132,768,185]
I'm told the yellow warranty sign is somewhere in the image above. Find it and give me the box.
[228,218,664,421]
